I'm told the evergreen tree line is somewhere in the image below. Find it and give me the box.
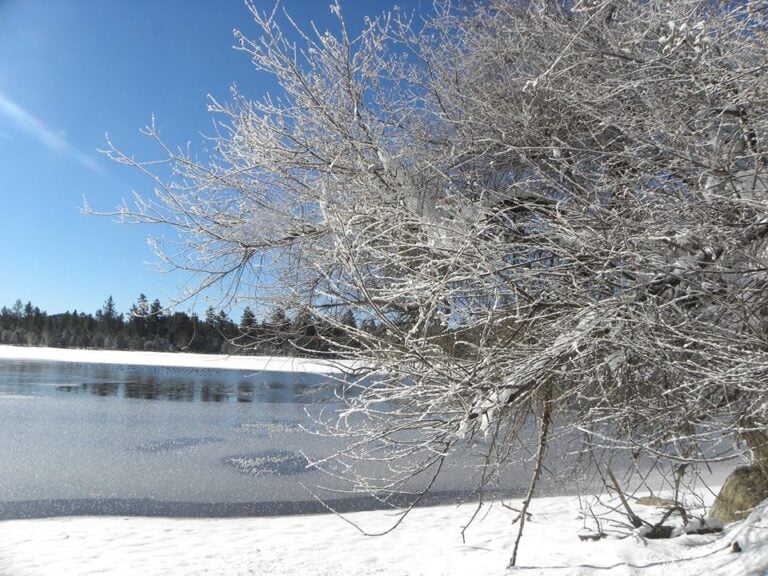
[0,295,362,356]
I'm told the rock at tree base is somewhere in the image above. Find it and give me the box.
[710,466,768,524]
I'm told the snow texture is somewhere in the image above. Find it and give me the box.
[0,493,766,575]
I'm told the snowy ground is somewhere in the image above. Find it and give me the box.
[1,493,766,575]
[0,345,765,575]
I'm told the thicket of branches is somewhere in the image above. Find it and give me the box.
[105,0,768,558]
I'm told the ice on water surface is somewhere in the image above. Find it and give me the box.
[0,359,344,512]
[0,356,570,518]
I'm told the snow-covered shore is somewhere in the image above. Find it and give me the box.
[0,344,354,373]
[1,493,766,576]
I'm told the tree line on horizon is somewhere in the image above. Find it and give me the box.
[0,295,362,356]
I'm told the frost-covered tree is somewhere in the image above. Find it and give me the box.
[105,0,768,556]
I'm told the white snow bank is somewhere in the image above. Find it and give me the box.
[0,503,508,576]
[1,493,766,576]
[0,345,356,374]
[503,493,767,576]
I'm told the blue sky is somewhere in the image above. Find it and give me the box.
[0,0,410,317]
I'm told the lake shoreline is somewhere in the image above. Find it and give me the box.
[0,488,530,521]
[0,344,357,374]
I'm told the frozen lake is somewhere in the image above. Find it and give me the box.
[0,357,532,519]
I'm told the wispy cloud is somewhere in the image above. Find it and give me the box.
[0,90,102,172]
